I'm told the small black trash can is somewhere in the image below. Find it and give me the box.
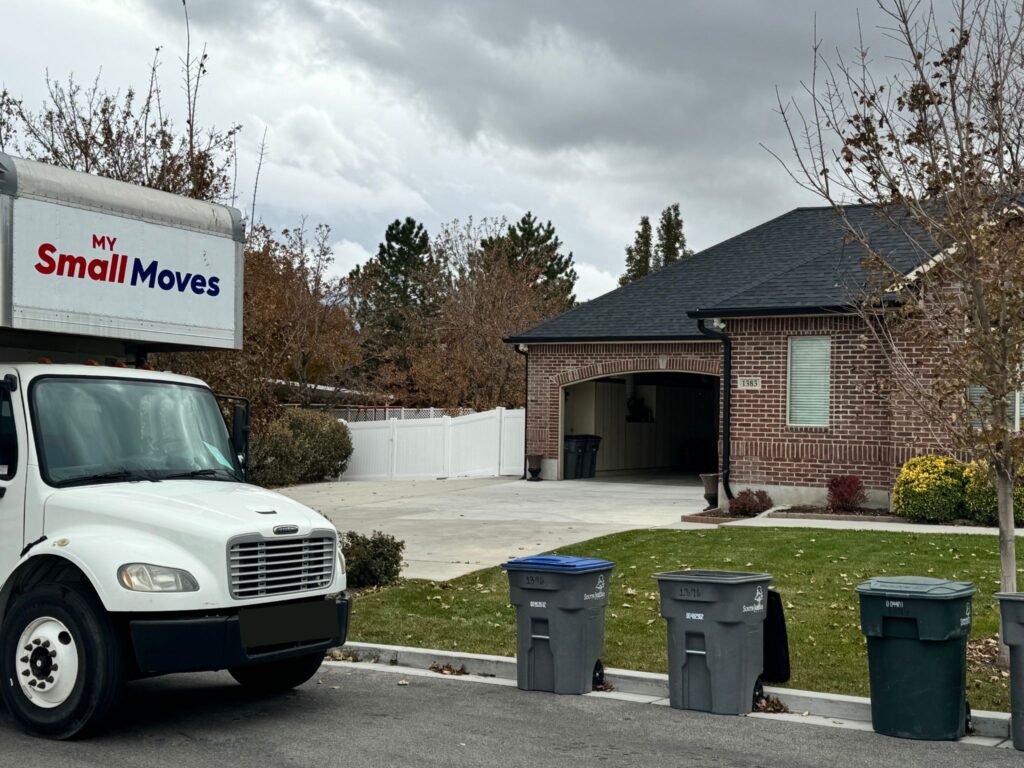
[562,435,587,480]
[856,576,974,740]
[503,555,614,694]
[582,435,602,478]
[655,569,772,714]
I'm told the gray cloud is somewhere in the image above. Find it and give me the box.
[10,0,901,299]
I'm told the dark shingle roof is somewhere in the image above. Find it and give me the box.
[506,204,935,343]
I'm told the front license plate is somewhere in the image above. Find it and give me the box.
[239,599,338,649]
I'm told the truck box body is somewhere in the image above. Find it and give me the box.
[0,152,244,353]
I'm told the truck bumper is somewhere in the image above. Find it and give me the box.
[128,594,350,675]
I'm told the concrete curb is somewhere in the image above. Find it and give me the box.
[341,642,1011,741]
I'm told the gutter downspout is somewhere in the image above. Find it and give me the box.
[514,343,529,480]
[696,319,734,500]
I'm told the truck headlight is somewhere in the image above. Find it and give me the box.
[118,563,199,592]
[337,541,346,577]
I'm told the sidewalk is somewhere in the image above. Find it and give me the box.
[704,509,1024,536]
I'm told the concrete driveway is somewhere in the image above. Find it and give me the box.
[282,477,711,579]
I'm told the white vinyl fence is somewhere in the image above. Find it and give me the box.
[341,408,525,480]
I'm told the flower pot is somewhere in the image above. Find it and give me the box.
[699,472,719,510]
[527,454,543,482]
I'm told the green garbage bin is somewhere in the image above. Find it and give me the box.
[995,592,1024,750]
[856,576,974,740]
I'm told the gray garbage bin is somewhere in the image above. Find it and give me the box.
[503,555,614,694]
[997,592,1024,750]
[655,569,772,714]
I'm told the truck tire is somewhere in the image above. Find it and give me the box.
[0,583,124,739]
[229,652,324,693]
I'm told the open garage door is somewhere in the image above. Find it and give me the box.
[561,372,718,481]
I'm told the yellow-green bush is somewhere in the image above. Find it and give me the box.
[892,456,967,523]
[963,461,1024,526]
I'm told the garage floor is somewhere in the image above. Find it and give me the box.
[281,477,712,580]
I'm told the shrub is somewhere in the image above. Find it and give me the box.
[827,475,868,512]
[963,461,1024,526]
[341,530,405,589]
[248,408,353,487]
[892,456,967,523]
[729,488,774,516]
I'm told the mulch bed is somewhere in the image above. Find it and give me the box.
[766,505,901,523]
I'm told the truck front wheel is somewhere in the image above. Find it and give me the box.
[0,584,124,739]
[229,652,324,693]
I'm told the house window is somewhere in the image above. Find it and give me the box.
[967,385,1024,431]
[788,336,831,427]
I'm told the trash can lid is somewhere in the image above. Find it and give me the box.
[855,575,975,599]
[502,555,614,573]
[995,592,1024,603]
[654,569,771,584]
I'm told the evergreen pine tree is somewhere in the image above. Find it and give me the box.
[655,203,692,268]
[619,215,653,286]
[483,212,577,310]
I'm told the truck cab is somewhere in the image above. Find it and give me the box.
[0,155,349,738]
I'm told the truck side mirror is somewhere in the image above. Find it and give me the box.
[231,403,251,471]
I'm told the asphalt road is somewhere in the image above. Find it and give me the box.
[0,664,1010,767]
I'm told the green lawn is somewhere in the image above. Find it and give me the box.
[350,527,1018,711]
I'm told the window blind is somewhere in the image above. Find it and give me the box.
[788,336,831,427]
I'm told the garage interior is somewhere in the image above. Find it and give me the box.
[561,372,719,481]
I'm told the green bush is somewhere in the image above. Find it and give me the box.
[248,408,353,487]
[892,455,967,523]
[963,461,1024,526]
[341,530,405,589]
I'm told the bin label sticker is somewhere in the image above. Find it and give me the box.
[961,602,972,628]
[742,585,766,613]
[530,601,547,609]
[885,600,904,609]
[686,612,705,621]
[583,575,607,602]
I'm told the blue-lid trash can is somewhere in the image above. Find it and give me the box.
[502,555,614,694]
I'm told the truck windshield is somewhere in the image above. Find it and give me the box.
[31,376,243,487]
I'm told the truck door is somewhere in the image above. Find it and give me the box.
[0,370,26,584]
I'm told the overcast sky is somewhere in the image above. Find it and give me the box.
[2,0,897,299]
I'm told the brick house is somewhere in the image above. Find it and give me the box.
[506,204,939,508]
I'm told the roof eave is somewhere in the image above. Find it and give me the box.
[686,305,855,319]
[503,334,712,345]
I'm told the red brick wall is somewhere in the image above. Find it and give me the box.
[524,317,943,492]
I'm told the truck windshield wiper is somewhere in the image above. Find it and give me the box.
[57,470,155,488]
[162,468,240,481]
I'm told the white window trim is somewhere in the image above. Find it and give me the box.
[787,335,831,428]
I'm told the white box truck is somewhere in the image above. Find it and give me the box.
[0,153,348,738]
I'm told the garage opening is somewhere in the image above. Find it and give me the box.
[561,372,718,482]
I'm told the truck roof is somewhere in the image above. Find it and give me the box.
[0,155,244,243]
[12,363,209,388]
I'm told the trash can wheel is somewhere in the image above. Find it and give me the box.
[753,676,764,708]
[592,660,605,688]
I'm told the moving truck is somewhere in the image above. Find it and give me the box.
[0,154,349,738]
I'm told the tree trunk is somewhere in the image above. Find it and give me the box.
[996,467,1017,667]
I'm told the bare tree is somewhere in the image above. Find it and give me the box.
[774,0,1024,660]
[0,6,239,202]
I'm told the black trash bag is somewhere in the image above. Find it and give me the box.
[762,589,791,684]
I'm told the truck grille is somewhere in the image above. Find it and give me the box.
[229,533,335,599]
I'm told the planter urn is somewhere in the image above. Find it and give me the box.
[699,472,719,510]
